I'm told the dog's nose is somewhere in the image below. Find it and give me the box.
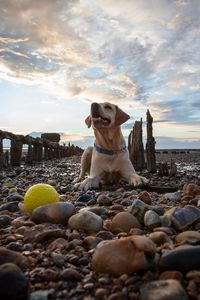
[91,102,99,115]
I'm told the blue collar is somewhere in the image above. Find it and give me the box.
[94,144,126,156]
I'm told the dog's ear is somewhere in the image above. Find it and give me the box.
[115,106,130,126]
[85,115,92,128]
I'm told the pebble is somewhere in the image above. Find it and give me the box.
[149,231,171,245]
[183,183,200,197]
[83,236,102,250]
[159,246,200,272]
[29,290,53,300]
[61,268,82,281]
[175,230,200,244]
[31,202,75,225]
[164,192,181,202]
[77,193,93,203]
[96,230,114,240]
[139,191,152,205]
[0,215,12,226]
[97,194,112,206]
[128,199,149,222]
[47,238,68,251]
[140,279,189,300]
[159,271,183,281]
[0,247,28,270]
[144,210,161,230]
[110,211,141,234]
[92,236,156,276]
[80,206,108,216]
[128,199,164,223]
[0,201,19,212]
[6,191,24,202]
[0,263,29,300]
[164,205,200,231]
[68,210,103,233]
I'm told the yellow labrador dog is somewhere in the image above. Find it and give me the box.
[75,102,148,191]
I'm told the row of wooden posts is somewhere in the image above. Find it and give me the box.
[0,131,83,168]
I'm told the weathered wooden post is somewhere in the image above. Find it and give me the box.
[146,110,156,173]
[26,145,33,164]
[0,137,4,168]
[10,137,23,166]
[33,138,43,162]
[128,119,145,170]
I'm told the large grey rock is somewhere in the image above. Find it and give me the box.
[31,202,75,225]
[68,210,103,233]
[140,279,188,300]
[164,205,200,231]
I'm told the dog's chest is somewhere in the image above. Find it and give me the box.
[99,154,122,173]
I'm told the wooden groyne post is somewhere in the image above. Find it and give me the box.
[146,109,156,173]
[128,118,145,170]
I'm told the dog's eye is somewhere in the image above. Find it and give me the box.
[105,105,112,110]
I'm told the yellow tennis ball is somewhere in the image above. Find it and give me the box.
[24,183,59,214]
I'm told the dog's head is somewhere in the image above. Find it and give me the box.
[85,102,130,128]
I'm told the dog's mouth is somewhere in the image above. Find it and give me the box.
[92,113,111,126]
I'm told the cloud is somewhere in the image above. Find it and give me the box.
[0,0,199,131]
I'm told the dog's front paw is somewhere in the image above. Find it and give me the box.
[129,174,149,187]
[76,177,100,191]
[73,176,83,184]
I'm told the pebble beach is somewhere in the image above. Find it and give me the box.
[0,152,200,300]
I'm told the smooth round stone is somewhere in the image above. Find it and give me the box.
[0,215,12,227]
[96,194,112,206]
[144,210,161,230]
[92,236,156,276]
[61,268,82,281]
[175,231,200,244]
[159,246,200,272]
[31,202,75,225]
[68,211,103,233]
[110,212,141,234]
[140,279,188,300]
[0,263,29,300]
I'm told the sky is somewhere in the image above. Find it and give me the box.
[0,0,199,149]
